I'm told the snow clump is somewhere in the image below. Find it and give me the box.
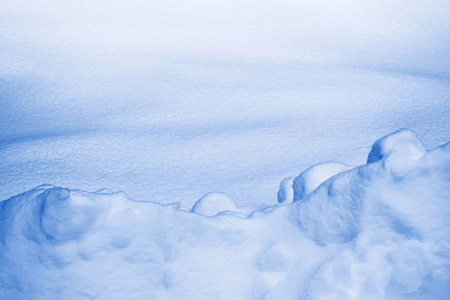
[367,128,426,164]
[191,192,239,216]
[292,162,353,202]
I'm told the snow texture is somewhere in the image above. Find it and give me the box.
[1,130,449,299]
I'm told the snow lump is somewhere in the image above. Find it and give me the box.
[367,128,426,164]
[191,192,239,216]
[292,162,353,202]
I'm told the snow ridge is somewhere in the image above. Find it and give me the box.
[1,130,449,299]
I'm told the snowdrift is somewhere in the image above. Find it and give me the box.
[1,129,449,299]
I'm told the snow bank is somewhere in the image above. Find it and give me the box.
[1,130,449,299]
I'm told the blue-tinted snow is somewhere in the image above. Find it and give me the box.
[1,2,450,297]
[1,0,449,209]
[1,131,449,299]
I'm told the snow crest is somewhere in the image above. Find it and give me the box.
[1,130,449,299]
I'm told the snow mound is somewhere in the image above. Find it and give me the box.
[367,128,426,164]
[292,162,353,202]
[191,192,238,216]
[1,130,449,299]
[277,177,294,204]
[289,139,450,298]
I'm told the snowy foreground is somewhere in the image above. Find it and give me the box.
[1,129,449,299]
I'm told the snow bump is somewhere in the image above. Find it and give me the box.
[367,128,426,164]
[191,192,239,216]
[292,162,353,202]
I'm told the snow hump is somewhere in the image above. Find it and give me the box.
[191,192,238,216]
[292,162,353,202]
[367,128,426,164]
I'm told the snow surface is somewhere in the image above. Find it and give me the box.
[1,1,450,298]
[1,130,449,299]
[1,0,449,210]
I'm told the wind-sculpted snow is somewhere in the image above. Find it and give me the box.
[1,130,449,299]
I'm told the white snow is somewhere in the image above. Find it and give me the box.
[1,0,450,298]
[0,130,449,299]
[367,128,426,164]
[0,0,449,210]
[277,177,295,204]
[191,192,239,216]
[292,162,353,202]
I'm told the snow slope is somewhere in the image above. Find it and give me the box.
[1,0,450,209]
[1,130,449,299]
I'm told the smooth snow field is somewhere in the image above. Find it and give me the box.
[1,0,450,299]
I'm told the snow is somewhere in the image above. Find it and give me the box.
[277,177,295,204]
[292,162,353,202]
[191,192,239,216]
[1,0,449,210]
[1,0,450,298]
[1,130,449,299]
[367,128,426,164]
